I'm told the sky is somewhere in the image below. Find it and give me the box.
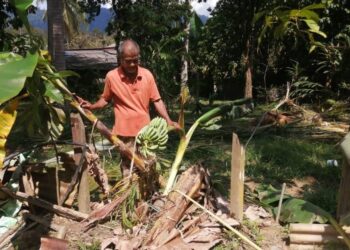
[191,0,218,16]
[34,0,219,17]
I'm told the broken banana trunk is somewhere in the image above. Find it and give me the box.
[144,165,205,246]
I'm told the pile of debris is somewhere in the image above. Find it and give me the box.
[0,145,261,250]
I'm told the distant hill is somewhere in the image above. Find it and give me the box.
[198,15,208,24]
[28,8,113,32]
[86,8,113,32]
[28,9,47,30]
[28,8,208,32]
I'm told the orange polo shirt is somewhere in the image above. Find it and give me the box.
[101,66,161,137]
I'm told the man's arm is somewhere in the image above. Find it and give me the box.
[153,99,181,129]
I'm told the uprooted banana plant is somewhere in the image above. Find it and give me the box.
[164,98,252,194]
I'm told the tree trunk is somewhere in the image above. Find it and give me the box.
[47,0,53,57]
[180,0,189,89]
[243,38,253,98]
[48,0,66,70]
[180,22,190,88]
[241,0,256,99]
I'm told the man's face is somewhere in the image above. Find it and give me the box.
[120,49,139,76]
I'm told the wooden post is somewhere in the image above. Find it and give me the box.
[337,160,350,221]
[230,133,245,221]
[338,133,350,221]
[71,113,90,213]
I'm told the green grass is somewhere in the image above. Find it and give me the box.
[245,134,341,214]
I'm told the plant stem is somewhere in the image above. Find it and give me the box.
[164,98,251,194]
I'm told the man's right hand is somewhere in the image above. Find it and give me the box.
[76,96,92,110]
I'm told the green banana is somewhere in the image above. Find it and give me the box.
[136,117,169,158]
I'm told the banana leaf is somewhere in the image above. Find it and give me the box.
[0,99,19,169]
[276,198,328,224]
[0,53,38,105]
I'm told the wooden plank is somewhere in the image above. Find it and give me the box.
[230,133,245,221]
[290,223,350,235]
[337,160,350,221]
[71,113,90,214]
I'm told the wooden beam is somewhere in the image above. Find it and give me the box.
[290,223,350,235]
[230,133,245,221]
[289,233,342,244]
[337,160,350,221]
[71,113,90,214]
[0,187,88,221]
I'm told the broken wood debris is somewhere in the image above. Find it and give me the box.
[40,236,69,250]
[23,212,67,239]
[0,163,262,250]
[0,187,88,221]
[0,142,261,250]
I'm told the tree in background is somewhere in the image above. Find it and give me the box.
[47,0,66,70]
[254,0,350,100]
[0,0,43,54]
[196,0,349,101]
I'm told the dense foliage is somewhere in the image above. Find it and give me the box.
[194,0,350,101]
[0,0,43,54]
[1,0,350,102]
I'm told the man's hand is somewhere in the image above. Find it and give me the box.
[76,96,92,110]
[167,120,181,130]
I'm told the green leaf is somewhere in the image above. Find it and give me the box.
[44,81,64,104]
[277,198,328,224]
[309,45,317,53]
[309,29,327,38]
[55,70,80,79]
[0,53,39,105]
[302,3,326,10]
[0,53,22,66]
[303,19,320,31]
[298,9,320,22]
[9,0,34,33]
[255,184,291,205]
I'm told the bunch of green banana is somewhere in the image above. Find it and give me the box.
[136,117,168,158]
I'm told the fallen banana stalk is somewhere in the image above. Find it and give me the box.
[175,189,262,250]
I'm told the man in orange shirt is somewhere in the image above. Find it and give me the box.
[79,39,179,176]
